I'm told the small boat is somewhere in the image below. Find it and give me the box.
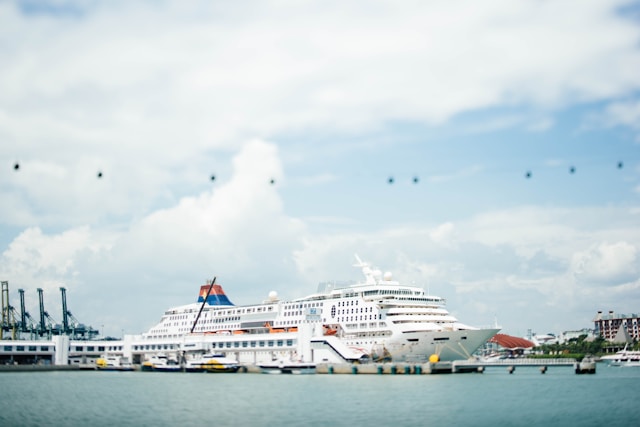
[258,359,316,374]
[142,354,181,372]
[96,356,134,371]
[185,353,240,373]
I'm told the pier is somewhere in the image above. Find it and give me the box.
[315,358,594,374]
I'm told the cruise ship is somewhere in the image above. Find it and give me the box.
[136,256,500,365]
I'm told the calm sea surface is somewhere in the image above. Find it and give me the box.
[1,365,639,427]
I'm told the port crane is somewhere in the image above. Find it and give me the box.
[18,288,38,336]
[37,287,61,337]
[2,281,99,340]
[60,287,98,339]
[1,281,19,339]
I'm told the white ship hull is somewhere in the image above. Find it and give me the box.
[348,328,502,363]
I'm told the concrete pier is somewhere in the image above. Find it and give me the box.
[315,358,587,375]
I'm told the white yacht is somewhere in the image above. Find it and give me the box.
[141,354,181,372]
[601,346,640,367]
[136,256,499,365]
[96,355,134,371]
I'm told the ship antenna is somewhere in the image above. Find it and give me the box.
[191,277,216,334]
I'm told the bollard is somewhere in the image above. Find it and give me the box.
[540,366,547,374]
[415,365,422,375]
[390,365,397,375]
[508,366,515,374]
[404,365,411,375]
[377,365,383,375]
[352,365,358,374]
[328,365,334,374]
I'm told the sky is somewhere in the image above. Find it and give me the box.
[1,0,639,339]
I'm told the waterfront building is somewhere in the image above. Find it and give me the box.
[593,311,639,342]
[559,328,596,343]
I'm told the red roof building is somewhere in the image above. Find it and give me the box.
[489,334,535,350]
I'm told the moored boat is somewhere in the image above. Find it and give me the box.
[142,354,181,372]
[185,353,240,373]
[96,355,134,371]
[601,347,640,367]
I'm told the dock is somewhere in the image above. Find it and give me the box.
[315,358,594,374]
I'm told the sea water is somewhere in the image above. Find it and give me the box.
[1,365,639,427]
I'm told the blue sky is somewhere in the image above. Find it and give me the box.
[1,0,639,338]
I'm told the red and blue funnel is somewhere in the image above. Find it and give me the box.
[197,283,234,306]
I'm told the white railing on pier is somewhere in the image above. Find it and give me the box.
[469,358,576,367]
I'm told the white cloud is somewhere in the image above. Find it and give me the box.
[429,222,457,247]
[2,169,639,336]
[602,99,640,130]
[0,225,114,317]
[571,241,638,285]
[0,140,306,334]
[2,0,640,226]
[2,0,640,338]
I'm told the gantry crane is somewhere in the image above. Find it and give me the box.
[37,288,61,337]
[60,287,98,339]
[1,281,18,339]
[18,289,37,337]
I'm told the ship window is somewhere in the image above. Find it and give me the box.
[251,341,256,347]
[268,341,274,347]
[259,341,265,347]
